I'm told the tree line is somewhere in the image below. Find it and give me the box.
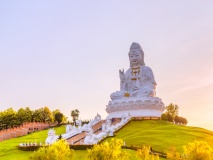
[0,107,67,130]
[161,103,188,125]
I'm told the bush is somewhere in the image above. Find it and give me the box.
[161,113,168,121]
[183,140,213,160]
[18,145,40,151]
[87,138,129,160]
[136,145,159,160]
[29,140,75,160]
[166,146,182,160]
[69,144,93,150]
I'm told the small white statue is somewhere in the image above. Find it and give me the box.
[45,129,59,145]
[19,143,23,146]
[102,119,114,136]
[84,126,106,145]
[95,113,101,122]
[84,127,95,145]
[66,124,73,133]
[76,120,82,126]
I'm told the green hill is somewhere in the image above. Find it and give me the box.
[107,120,213,153]
[0,120,213,160]
[0,126,66,160]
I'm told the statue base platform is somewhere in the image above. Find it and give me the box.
[106,97,165,119]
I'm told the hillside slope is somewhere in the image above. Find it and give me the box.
[109,120,213,153]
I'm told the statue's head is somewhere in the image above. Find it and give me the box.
[106,119,112,125]
[48,129,55,137]
[95,113,101,121]
[86,127,93,136]
[128,42,145,67]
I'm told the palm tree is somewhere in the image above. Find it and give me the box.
[71,109,79,126]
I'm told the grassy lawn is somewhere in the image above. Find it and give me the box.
[106,120,213,153]
[0,120,212,160]
[0,125,65,160]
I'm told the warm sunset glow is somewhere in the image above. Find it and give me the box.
[0,1,213,131]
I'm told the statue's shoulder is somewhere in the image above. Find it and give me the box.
[125,68,131,73]
[141,65,153,73]
[141,66,156,84]
[125,68,132,77]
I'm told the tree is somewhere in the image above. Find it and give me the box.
[162,103,188,124]
[165,103,179,121]
[52,109,60,121]
[183,140,213,160]
[87,138,129,160]
[136,145,159,160]
[32,107,53,123]
[0,111,3,130]
[1,108,18,128]
[174,116,180,124]
[43,106,54,123]
[29,139,75,160]
[180,117,188,125]
[71,109,79,126]
[55,112,64,125]
[32,108,43,122]
[17,107,32,124]
[167,114,173,122]
[161,113,168,121]
[166,146,182,160]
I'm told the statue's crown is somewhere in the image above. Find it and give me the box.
[130,42,143,52]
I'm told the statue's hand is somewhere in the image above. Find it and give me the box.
[119,69,125,81]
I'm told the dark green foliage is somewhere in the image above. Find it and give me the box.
[0,106,64,131]
[161,113,168,121]
[0,108,18,129]
[69,144,94,150]
[17,107,32,124]
[179,117,188,125]
[71,109,80,126]
[174,115,180,124]
[165,103,179,120]
[162,103,188,124]
[18,145,41,151]
[55,112,64,125]
[82,119,89,125]
[58,134,62,140]
[167,114,173,122]
[32,106,53,123]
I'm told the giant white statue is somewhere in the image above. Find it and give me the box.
[106,42,165,118]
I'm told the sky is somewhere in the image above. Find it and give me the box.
[0,1,213,130]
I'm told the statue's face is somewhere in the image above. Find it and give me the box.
[129,49,142,67]
[48,130,55,136]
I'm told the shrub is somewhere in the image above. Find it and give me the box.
[161,113,168,121]
[18,145,40,151]
[166,146,182,160]
[69,144,93,150]
[183,140,213,160]
[136,145,159,160]
[29,139,75,160]
[87,138,129,160]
